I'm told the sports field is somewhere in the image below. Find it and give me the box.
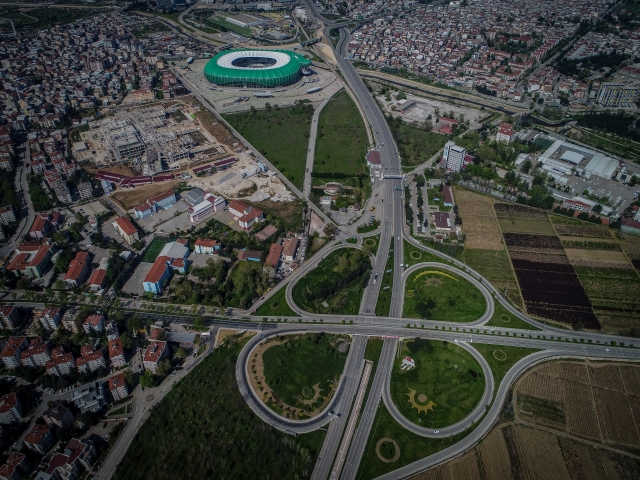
[141,237,170,263]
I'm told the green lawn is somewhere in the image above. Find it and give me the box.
[484,302,541,330]
[292,248,371,314]
[404,239,444,267]
[356,402,475,480]
[253,287,298,317]
[375,239,394,316]
[314,90,369,188]
[364,338,384,362]
[223,103,314,190]
[471,343,541,396]
[363,234,380,256]
[262,333,348,411]
[141,237,171,263]
[114,337,324,480]
[404,268,486,322]
[389,122,447,167]
[391,339,485,428]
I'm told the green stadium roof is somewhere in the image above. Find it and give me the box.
[203,49,311,87]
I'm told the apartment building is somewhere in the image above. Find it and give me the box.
[24,424,55,455]
[0,393,22,424]
[64,251,91,287]
[108,373,129,401]
[143,340,168,373]
[46,347,76,377]
[442,141,466,172]
[108,338,126,368]
[0,306,20,329]
[42,404,75,429]
[82,314,105,335]
[39,307,62,331]
[76,344,106,373]
[112,217,139,245]
[0,337,28,369]
[20,339,51,368]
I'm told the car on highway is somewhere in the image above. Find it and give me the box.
[434,430,439,433]
[373,274,378,284]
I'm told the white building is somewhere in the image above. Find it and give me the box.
[442,141,466,172]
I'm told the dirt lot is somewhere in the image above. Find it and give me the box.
[110,180,183,210]
[564,248,632,267]
[455,187,503,250]
[82,162,138,177]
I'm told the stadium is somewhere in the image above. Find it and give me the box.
[203,49,312,88]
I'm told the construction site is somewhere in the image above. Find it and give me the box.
[74,102,223,175]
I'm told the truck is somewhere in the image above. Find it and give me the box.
[240,167,260,179]
[306,86,323,94]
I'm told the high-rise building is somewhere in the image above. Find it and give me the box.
[442,141,466,172]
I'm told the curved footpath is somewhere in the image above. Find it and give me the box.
[381,339,494,439]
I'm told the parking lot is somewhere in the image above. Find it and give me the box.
[72,200,109,217]
[136,201,191,233]
[122,262,154,295]
[565,174,638,214]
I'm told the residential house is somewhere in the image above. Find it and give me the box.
[193,238,221,254]
[112,217,139,245]
[63,251,90,287]
[108,373,129,401]
[0,306,20,329]
[433,212,452,232]
[76,344,106,374]
[0,453,30,480]
[39,307,62,331]
[143,340,168,373]
[24,424,55,455]
[82,314,105,335]
[42,404,74,429]
[20,338,50,368]
[108,338,126,368]
[0,337,28,369]
[46,347,76,377]
[265,243,283,268]
[0,393,22,424]
[282,237,299,262]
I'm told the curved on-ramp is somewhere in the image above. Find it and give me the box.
[235,328,366,434]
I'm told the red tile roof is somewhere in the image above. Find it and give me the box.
[144,340,167,364]
[114,217,137,236]
[228,200,249,217]
[144,256,171,284]
[265,243,283,267]
[64,251,89,282]
[108,372,127,391]
[0,393,19,414]
[149,190,175,203]
[108,338,124,359]
[83,314,104,327]
[46,352,74,370]
[195,238,220,248]
[0,337,27,359]
[0,452,27,479]
[88,269,106,287]
[25,424,50,445]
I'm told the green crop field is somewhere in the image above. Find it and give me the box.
[390,338,485,428]
[141,237,170,263]
[404,268,486,322]
[114,336,324,480]
[262,333,348,411]
[314,90,369,188]
[484,302,541,330]
[292,248,371,314]
[254,287,298,317]
[223,103,314,190]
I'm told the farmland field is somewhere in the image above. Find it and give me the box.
[403,268,486,322]
[462,249,522,308]
[141,237,170,263]
[390,339,485,428]
[454,187,503,250]
[409,361,640,480]
[549,213,614,239]
[292,248,371,314]
[494,202,556,236]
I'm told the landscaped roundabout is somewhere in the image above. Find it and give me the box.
[389,338,487,428]
[403,263,491,322]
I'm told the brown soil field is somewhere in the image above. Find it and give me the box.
[588,365,624,391]
[446,452,481,480]
[82,162,139,177]
[515,424,571,480]
[497,217,557,236]
[454,188,503,250]
[477,428,512,480]
[564,248,631,267]
[557,436,611,480]
[620,366,640,395]
[190,98,238,146]
[517,371,564,402]
[508,250,570,264]
[110,180,182,210]
[564,379,602,440]
[559,235,618,243]
[593,387,640,447]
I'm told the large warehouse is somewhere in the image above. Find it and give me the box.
[203,49,311,88]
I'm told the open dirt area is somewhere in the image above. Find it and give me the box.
[110,180,183,210]
[564,248,632,267]
[214,328,257,347]
[455,187,503,250]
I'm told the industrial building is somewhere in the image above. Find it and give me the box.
[537,139,619,181]
[596,82,639,108]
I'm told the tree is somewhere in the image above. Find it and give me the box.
[16,277,31,290]
[175,347,187,360]
[128,316,142,334]
[120,331,133,350]
[156,358,172,377]
[140,370,154,388]
[54,280,65,290]
[123,369,133,385]
[193,315,205,329]
[323,223,338,239]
